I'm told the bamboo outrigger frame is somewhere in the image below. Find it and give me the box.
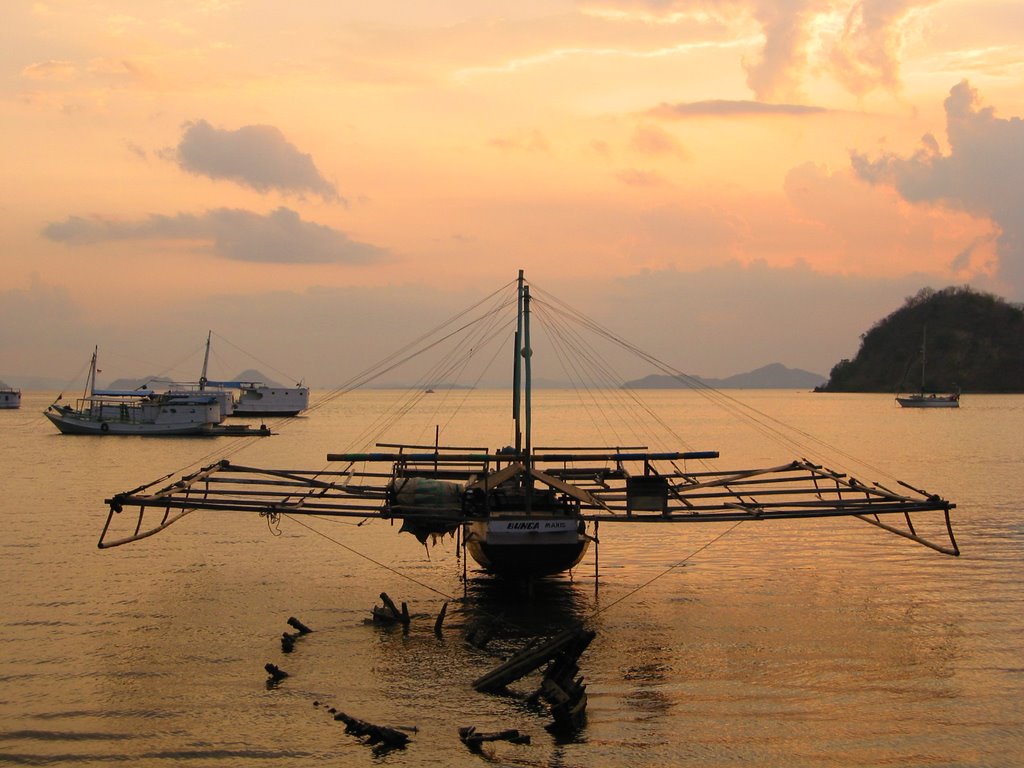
[100,448,958,556]
[98,270,960,567]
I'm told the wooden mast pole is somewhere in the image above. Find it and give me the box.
[513,270,524,455]
[200,330,212,390]
[85,346,97,399]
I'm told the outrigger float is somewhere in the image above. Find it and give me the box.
[99,272,959,575]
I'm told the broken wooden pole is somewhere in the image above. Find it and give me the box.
[287,616,313,634]
[434,602,448,636]
[333,711,411,749]
[281,631,298,653]
[458,726,531,752]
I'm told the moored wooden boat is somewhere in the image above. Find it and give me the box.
[99,273,960,578]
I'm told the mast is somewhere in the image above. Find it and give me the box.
[200,331,211,390]
[920,326,927,394]
[523,282,533,463]
[513,271,524,454]
[85,346,98,399]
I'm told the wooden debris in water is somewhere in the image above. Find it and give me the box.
[287,616,313,634]
[264,663,288,682]
[534,632,593,732]
[474,626,594,731]
[372,592,410,626]
[473,627,592,692]
[434,602,448,637]
[333,711,411,749]
[458,726,530,752]
[281,631,298,653]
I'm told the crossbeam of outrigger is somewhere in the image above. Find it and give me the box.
[100,447,958,557]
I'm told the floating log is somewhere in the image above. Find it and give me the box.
[434,602,448,636]
[333,711,411,749]
[458,726,531,752]
[287,616,313,634]
[472,627,594,693]
[264,663,288,682]
[373,592,411,626]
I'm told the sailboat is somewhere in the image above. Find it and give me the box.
[45,347,223,435]
[896,327,960,408]
[98,273,959,576]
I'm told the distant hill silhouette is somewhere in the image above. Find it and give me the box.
[817,286,1024,393]
[107,369,282,390]
[625,363,826,390]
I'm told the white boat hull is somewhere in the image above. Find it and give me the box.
[465,517,590,577]
[231,385,309,416]
[0,391,20,409]
[45,398,221,436]
[896,394,960,408]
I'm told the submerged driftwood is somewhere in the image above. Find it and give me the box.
[264,663,288,682]
[372,592,410,626]
[473,626,595,731]
[332,710,412,749]
[458,726,530,752]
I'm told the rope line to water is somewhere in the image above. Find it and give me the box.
[584,521,746,624]
[283,513,459,603]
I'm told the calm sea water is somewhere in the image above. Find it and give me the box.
[2,389,1022,767]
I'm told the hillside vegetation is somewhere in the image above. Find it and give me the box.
[818,287,1024,393]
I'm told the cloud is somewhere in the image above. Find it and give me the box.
[589,0,929,99]
[42,207,386,264]
[743,0,831,101]
[648,99,828,117]
[851,81,1024,296]
[21,60,78,81]
[630,124,688,156]
[175,120,342,201]
[827,0,931,98]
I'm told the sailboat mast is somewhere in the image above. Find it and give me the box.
[523,282,533,463]
[200,331,211,390]
[920,326,927,393]
[85,346,98,399]
[513,271,523,454]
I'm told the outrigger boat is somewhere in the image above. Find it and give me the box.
[99,273,959,574]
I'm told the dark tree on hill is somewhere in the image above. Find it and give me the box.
[818,286,1024,393]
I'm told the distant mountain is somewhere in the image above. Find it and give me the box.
[231,369,284,387]
[106,375,175,390]
[106,369,283,390]
[817,286,1024,393]
[625,363,826,390]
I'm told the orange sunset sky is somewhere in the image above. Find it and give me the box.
[2,1,1022,386]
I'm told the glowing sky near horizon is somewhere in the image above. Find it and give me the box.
[2,0,1023,385]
